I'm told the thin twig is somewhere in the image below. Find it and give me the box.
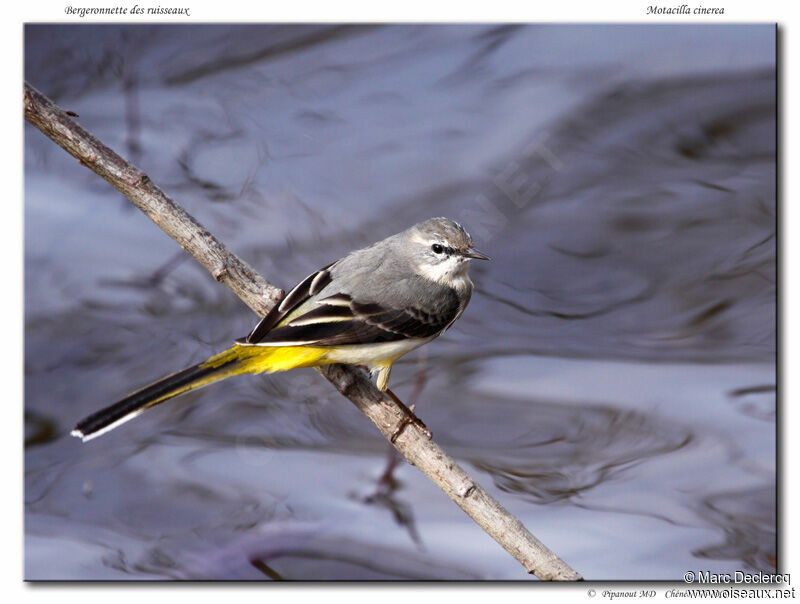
[24,81,582,581]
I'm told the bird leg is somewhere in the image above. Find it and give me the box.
[385,388,432,442]
[355,364,431,442]
[376,366,391,391]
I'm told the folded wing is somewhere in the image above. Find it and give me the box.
[241,266,460,347]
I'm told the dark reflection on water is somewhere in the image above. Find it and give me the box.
[460,400,693,505]
[694,487,776,572]
[25,24,775,579]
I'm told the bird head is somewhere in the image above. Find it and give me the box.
[407,217,491,287]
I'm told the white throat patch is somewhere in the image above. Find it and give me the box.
[418,256,471,289]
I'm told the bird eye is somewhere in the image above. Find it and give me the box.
[431,243,444,254]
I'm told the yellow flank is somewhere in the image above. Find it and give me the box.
[202,343,331,374]
[143,339,415,412]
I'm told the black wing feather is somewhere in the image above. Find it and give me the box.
[252,290,461,346]
[242,263,461,348]
[245,263,334,343]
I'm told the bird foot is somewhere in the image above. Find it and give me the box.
[389,402,432,443]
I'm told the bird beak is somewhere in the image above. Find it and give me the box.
[465,248,491,261]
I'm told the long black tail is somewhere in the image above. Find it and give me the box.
[72,353,240,442]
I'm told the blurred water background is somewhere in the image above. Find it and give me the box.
[24,24,776,580]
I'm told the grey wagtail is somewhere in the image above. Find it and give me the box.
[72,217,490,442]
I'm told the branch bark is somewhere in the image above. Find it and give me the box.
[24,82,582,581]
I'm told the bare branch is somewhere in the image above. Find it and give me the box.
[24,81,582,581]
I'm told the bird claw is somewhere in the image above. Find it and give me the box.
[390,403,432,443]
